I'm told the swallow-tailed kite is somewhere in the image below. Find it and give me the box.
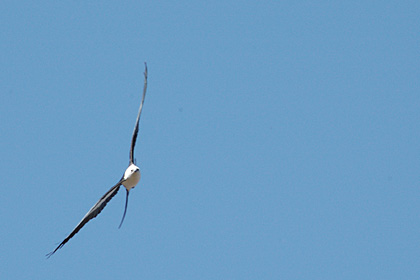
[47,63,148,258]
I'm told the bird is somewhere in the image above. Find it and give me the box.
[46,63,148,258]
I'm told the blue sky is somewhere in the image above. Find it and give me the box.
[1,1,419,279]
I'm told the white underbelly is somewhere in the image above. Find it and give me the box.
[122,171,141,190]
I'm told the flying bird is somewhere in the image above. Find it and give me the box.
[47,63,148,258]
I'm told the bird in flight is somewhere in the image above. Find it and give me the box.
[47,63,148,258]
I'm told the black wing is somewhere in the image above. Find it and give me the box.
[46,181,123,258]
[129,63,148,164]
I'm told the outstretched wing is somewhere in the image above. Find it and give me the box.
[129,63,148,164]
[46,181,123,258]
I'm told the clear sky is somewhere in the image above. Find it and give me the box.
[1,1,419,279]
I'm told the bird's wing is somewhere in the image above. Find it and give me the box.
[129,63,148,164]
[46,180,123,258]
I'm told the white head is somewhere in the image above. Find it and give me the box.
[124,164,139,179]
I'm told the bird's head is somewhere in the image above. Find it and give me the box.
[124,163,140,180]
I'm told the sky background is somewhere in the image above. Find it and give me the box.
[1,1,419,279]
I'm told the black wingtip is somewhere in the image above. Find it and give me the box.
[46,245,61,259]
[144,63,148,79]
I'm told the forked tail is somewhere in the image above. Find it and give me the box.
[119,189,130,228]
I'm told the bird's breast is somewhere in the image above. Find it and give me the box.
[122,170,141,190]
